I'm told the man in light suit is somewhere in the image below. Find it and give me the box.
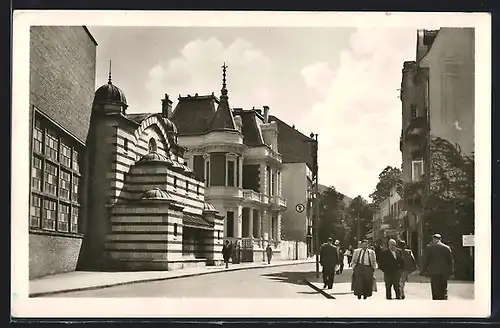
[421,233,454,300]
[351,239,377,299]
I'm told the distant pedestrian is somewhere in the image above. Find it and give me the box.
[351,239,377,299]
[378,239,405,299]
[265,244,273,264]
[421,233,454,300]
[320,238,340,289]
[335,241,344,274]
[345,246,353,267]
[222,240,232,268]
[398,240,418,299]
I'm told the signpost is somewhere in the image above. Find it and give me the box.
[462,234,474,257]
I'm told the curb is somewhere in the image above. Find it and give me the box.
[303,278,335,299]
[30,260,315,298]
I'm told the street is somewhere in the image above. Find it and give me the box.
[46,263,324,298]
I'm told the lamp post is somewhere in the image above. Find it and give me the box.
[310,133,320,278]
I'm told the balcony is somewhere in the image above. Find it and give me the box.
[204,186,243,200]
[244,146,282,164]
[404,181,425,212]
[403,117,428,143]
[271,195,287,209]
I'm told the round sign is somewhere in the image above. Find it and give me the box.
[295,204,305,213]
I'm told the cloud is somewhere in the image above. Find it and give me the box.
[146,37,273,109]
[297,28,416,199]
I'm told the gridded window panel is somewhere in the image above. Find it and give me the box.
[71,206,79,233]
[72,175,80,203]
[33,125,43,154]
[30,194,42,228]
[42,199,56,230]
[45,129,59,161]
[60,170,71,200]
[58,203,70,232]
[44,162,58,196]
[72,149,80,172]
[31,156,43,191]
[60,141,72,168]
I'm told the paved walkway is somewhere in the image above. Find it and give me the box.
[30,258,315,297]
[305,268,474,300]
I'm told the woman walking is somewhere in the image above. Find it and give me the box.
[398,240,418,299]
[345,245,353,267]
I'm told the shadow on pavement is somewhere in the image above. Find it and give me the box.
[260,270,317,286]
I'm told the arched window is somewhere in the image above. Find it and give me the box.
[148,138,157,153]
[174,223,178,237]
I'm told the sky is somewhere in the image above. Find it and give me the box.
[87,26,418,200]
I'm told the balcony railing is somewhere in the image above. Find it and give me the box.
[224,237,280,249]
[204,186,243,199]
[271,195,287,208]
[242,189,262,202]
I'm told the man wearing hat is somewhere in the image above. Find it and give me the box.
[320,237,340,289]
[421,233,454,300]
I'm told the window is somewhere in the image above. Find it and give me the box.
[71,207,79,233]
[185,180,189,193]
[205,161,210,186]
[44,162,58,196]
[72,149,80,172]
[226,211,234,237]
[173,223,178,237]
[236,157,240,187]
[58,203,70,232]
[217,230,220,240]
[33,120,43,153]
[267,166,271,196]
[412,160,424,181]
[227,160,235,187]
[30,194,41,228]
[31,156,43,191]
[72,175,80,202]
[411,104,418,118]
[45,129,59,161]
[60,170,71,200]
[196,185,200,195]
[42,199,57,230]
[148,138,157,153]
[173,176,177,189]
[60,141,72,168]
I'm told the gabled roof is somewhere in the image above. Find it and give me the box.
[170,95,219,135]
[234,110,264,146]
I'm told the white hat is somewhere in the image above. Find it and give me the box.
[334,240,340,245]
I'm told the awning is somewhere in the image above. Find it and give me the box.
[183,214,214,230]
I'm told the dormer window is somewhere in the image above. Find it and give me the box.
[148,138,157,153]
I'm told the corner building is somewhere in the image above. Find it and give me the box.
[81,74,224,271]
[28,26,97,279]
[171,69,287,262]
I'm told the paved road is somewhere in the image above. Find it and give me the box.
[47,263,325,298]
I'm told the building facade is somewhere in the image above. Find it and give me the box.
[28,26,97,279]
[268,116,315,257]
[81,73,224,271]
[400,28,475,260]
[171,67,287,262]
[371,183,404,243]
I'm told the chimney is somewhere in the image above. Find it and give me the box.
[263,105,269,123]
[162,94,173,118]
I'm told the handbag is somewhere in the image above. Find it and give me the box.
[372,276,378,292]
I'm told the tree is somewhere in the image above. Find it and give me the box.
[369,166,403,206]
[423,137,474,280]
[317,186,348,245]
[344,196,375,246]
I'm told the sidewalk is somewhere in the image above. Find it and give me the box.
[30,258,315,297]
[305,268,474,300]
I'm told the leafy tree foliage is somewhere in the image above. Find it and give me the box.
[317,186,347,245]
[423,137,474,280]
[369,166,403,205]
[344,196,375,246]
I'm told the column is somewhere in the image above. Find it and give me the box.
[268,211,274,241]
[277,212,282,241]
[235,206,243,238]
[239,155,244,188]
[260,163,267,195]
[249,207,254,238]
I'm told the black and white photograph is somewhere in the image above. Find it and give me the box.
[11,11,491,318]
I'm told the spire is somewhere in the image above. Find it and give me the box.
[221,62,228,99]
[108,60,112,84]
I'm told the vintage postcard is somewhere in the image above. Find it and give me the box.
[11,10,491,318]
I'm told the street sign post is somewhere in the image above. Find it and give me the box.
[295,204,305,213]
[462,234,474,257]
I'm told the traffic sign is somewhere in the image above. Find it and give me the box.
[295,204,305,213]
[462,234,474,247]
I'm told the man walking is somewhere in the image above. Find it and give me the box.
[335,240,344,274]
[378,239,405,299]
[320,237,339,289]
[421,233,454,300]
[222,240,232,268]
[398,240,418,299]
[351,239,377,299]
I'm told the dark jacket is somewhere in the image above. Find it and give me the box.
[378,248,405,273]
[222,243,232,260]
[401,248,418,272]
[320,243,339,269]
[422,242,454,276]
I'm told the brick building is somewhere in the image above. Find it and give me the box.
[28,26,97,279]
[81,71,225,271]
[171,65,287,262]
[399,28,475,260]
